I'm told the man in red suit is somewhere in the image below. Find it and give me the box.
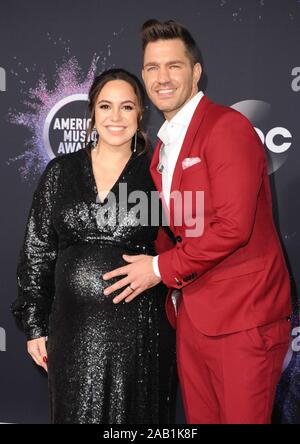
[103,19,291,423]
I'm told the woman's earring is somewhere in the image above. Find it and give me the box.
[92,128,98,149]
[133,131,137,153]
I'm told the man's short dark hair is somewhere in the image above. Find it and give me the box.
[140,19,200,66]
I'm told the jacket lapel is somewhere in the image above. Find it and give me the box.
[150,96,213,230]
[170,96,212,199]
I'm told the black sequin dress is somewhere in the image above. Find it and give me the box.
[12,145,177,424]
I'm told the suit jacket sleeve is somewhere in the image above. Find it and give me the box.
[11,158,61,340]
[158,111,265,288]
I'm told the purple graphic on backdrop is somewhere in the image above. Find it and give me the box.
[8,55,99,179]
[6,26,125,180]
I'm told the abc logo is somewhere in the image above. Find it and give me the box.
[254,127,292,154]
[231,100,292,174]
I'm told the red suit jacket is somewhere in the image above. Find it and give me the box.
[151,96,291,335]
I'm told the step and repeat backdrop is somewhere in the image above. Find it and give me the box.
[0,0,299,424]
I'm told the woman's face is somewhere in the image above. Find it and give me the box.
[94,79,140,149]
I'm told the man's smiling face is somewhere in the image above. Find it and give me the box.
[142,38,201,120]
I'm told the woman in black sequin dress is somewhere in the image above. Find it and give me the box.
[12,69,177,424]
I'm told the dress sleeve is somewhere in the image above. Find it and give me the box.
[11,158,61,340]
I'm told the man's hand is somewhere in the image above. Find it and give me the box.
[102,254,161,304]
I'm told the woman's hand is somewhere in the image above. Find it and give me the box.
[27,337,48,372]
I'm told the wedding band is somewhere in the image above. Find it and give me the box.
[128,285,134,292]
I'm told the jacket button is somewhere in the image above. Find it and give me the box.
[176,236,182,242]
[174,277,182,286]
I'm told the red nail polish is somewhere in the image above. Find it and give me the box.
[43,356,48,363]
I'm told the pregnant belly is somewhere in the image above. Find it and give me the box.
[54,243,133,307]
[48,243,157,353]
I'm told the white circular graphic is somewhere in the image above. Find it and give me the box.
[43,93,88,159]
[231,100,292,174]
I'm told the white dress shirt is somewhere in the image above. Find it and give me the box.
[153,91,204,278]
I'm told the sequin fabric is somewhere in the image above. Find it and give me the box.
[11,145,177,424]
